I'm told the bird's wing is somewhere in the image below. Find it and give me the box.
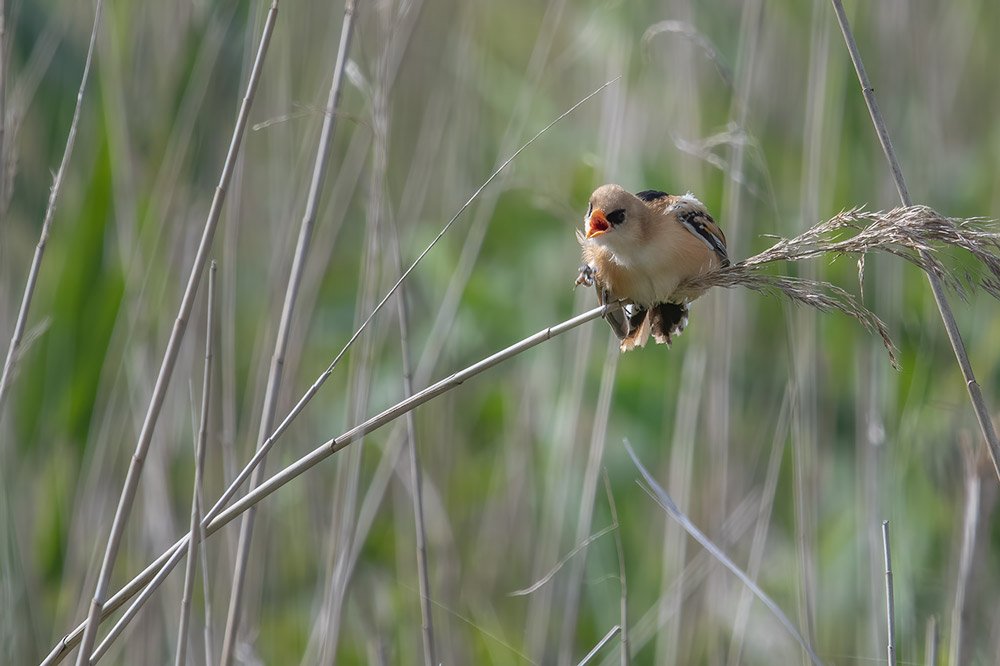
[596,284,631,340]
[675,207,729,267]
[636,190,730,267]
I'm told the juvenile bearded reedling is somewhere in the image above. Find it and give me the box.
[576,184,729,351]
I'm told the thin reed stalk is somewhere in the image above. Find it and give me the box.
[89,544,188,663]
[829,0,1000,482]
[0,0,7,212]
[602,472,629,666]
[205,305,616,535]
[624,440,823,666]
[726,388,792,666]
[655,349,705,666]
[881,520,896,666]
[174,262,216,666]
[381,98,437,666]
[949,440,981,666]
[789,1,829,652]
[558,336,619,666]
[576,626,621,666]
[603,492,761,665]
[218,1,358,662]
[925,616,938,666]
[0,0,103,414]
[74,4,279,663]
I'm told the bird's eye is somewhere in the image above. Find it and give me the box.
[586,202,593,217]
[607,209,626,226]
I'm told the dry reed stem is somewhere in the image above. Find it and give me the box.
[218,1,358,662]
[74,4,279,662]
[370,2,436,660]
[0,0,103,415]
[508,522,617,598]
[679,205,1000,370]
[385,140,437,666]
[624,440,823,666]
[881,520,896,666]
[576,626,621,666]
[610,492,760,664]
[830,0,1000,482]
[174,262,215,666]
[89,544,188,663]
[949,438,981,666]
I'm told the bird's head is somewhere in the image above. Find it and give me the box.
[583,184,647,252]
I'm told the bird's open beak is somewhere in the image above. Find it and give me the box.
[586,208,610,239]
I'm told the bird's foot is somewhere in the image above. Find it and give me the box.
[575,264,595,288]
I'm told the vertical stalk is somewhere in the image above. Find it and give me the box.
[175,262,216,666]
[881,520,896,666]
[218,2,357,662]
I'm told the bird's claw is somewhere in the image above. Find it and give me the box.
[575,264,595,288]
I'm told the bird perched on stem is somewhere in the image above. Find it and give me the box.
[576,184,729,351]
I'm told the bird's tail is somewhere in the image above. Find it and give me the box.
[650,302,688,345]
[620,302,688,351]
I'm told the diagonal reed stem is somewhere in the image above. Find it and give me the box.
[191,76,622,552]
[74,4,280,663]
[624,440,823,666]
[829,0,1000,483]
[0,0,103,415]
[41,304,614,665]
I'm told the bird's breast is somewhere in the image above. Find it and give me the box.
[582,243,679,306]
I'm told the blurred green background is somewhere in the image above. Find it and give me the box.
[3,0,1000,663]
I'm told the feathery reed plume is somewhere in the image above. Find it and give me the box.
[678,205,1000,369]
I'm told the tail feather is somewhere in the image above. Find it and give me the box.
[608,300,690,352]
[620,309,652,351]
[649,302,689,346]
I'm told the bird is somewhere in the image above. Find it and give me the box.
[575,183,729,351]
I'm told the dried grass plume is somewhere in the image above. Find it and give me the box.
[678,205,1000,369]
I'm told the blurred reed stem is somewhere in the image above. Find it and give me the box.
[602,472,630,666]
[0,0,103,415]
[558,335,618,666]
[174,261,216,666]
[625,440,823,666]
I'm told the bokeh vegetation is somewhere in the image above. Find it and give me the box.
[3,0,1000,664]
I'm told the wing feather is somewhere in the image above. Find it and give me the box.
[677,209,729,267]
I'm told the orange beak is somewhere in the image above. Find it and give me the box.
[586,208,610,239]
